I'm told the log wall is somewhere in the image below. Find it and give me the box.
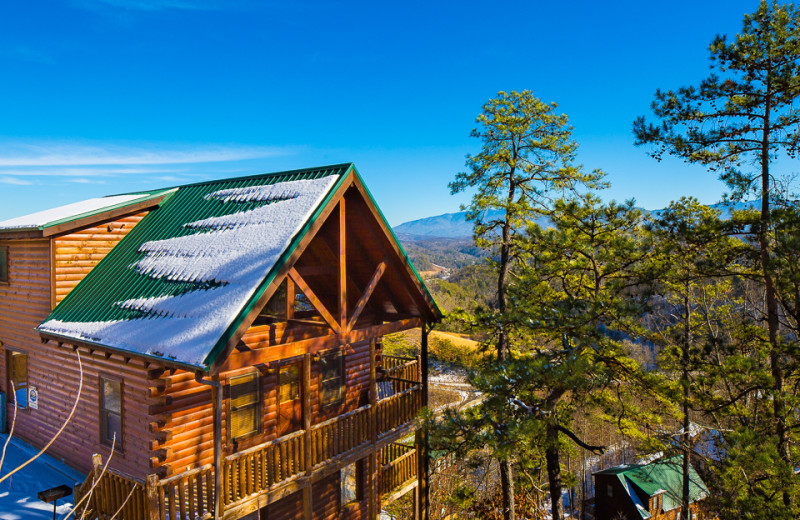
[52,212,147,306]
[263,471,367,520]
[0,211,155,478]
[152,335,380,476]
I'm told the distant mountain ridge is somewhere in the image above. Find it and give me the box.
[394,201,764,240]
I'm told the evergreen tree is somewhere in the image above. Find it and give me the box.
[502,195,652,520]
[634,1,800,511]
[448,90,603,520]
[645,198,743,520]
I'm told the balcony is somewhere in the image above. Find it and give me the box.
[75,356,424,520]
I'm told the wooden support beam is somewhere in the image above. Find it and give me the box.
[286,278,295,321]
[302,352,313,520]
[338,198,347,331]
[288,267,341,333]
[346,261,386,333]
[418,323,430,520]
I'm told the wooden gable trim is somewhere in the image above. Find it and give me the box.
[42,195,169,238]
[208,170,356,373]
[288,267,342,334]
[346,260,386,333]
[349,175,441,321]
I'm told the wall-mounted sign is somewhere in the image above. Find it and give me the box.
[28,386,38,410]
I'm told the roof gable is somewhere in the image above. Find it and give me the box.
[599,456,708,517]
[0,190,174,236]
[36,164,439,370]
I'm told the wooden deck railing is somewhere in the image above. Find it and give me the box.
[76,364,423,520]
[311,404,371,465]
[379,443,418,496]
[156,464,214,520]
[377,386,423,435]
[223,429,305,506]
[73,460,148,520]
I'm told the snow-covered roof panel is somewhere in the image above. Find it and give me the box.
[0,191,170,231]
[37,164,351,369]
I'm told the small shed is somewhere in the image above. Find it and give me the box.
[593,455,710,520]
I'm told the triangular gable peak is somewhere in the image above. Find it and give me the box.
[37,164,440,372]
[208,170,442,371]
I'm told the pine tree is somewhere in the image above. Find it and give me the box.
[634,1,800,511]
[448,90,603,520]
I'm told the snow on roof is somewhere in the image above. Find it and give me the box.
[0,194,149,231]
[39,176,338,367]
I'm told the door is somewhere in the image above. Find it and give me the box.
[277,362,302,437]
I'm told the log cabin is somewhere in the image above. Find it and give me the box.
[0,163,441,520]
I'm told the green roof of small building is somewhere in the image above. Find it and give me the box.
[597,455,708,518]
[37,163,438,370]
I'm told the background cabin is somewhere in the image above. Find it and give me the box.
[0,163,440,520]
[593,455,713,520]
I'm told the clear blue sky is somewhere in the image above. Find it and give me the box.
[0,0,771,225]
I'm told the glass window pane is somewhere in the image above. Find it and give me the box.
[15,388,27,408]
[341,463,357,504]
[103,380,121,414]
[230,373,258,408]
[11,352,26,386]
[0,247,7,283]
[106,413,122,444]
[231,406,257,438]
[279,365,300,403]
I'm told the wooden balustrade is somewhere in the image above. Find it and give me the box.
[74,381,423,519]
[310,404,371,466]
[376,386,422,435]
[156,464,214,520]
[379,443,418,496]
[73,463,148,520]
[223,429,305,506]
[382,355,420,381]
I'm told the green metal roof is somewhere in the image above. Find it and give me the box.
[36,163,439,370]
[599,456,708,517]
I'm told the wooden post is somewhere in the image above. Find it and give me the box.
[302,352,313,520]
[146,473,160,520]
[91,454,102,517]
[368,338,378,519]
[338,198,347,330]
[418,324,429,520]
[286,278,295,320]
[212,374,222,520]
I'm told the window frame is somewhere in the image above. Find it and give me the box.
[7,349,27,408]
[228,370,260,441]
[319,350,345,410]
[340,459,363,507]
[0,246,8,284]
[99,375,124,448]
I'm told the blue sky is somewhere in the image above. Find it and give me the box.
[0,0,772,225]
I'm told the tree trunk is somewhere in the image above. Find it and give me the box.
[760,91,791,509]
[499,460,515,520]
[681,293,690,520]
[546,424,563,520]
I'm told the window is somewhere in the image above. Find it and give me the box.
[7,350,27,408]
[606,483,613,497]
[279,364,300,404]
[100,378,122,446]
[319,351,344,408]
[340,461,362,506]
[230,372,259,439]
[0,246,7,283]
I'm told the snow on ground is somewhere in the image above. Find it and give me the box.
[0,434,85,519]
[40,176,338,367]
